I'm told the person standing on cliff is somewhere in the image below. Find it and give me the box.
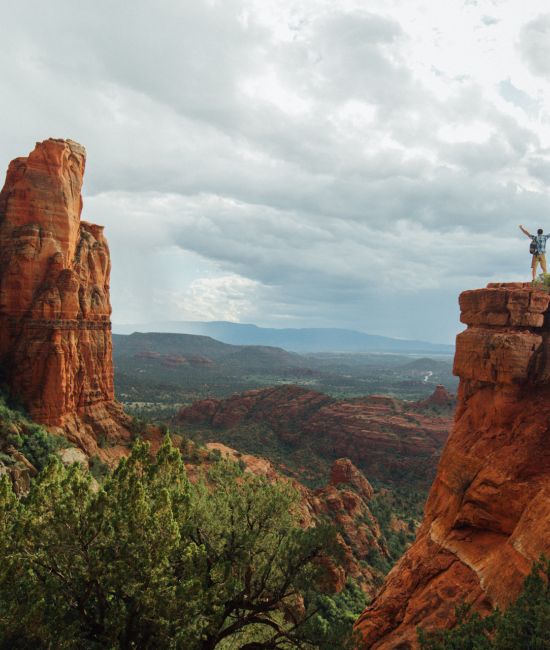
[519,225,550,281]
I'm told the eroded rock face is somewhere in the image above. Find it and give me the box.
[177,384,452,488]
[354,283,550,649]
[310,459,384,594]
[0,139,130,458]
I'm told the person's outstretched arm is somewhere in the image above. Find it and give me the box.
[519,224,532,238]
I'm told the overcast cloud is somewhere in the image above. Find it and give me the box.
[2,0,550,342]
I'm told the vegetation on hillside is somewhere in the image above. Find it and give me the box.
[113,333,456,417]
[418,558,550,649]
[0,437,367,649]
[367,487,423,575]
[180,421,332,488]
[0,393,69,471]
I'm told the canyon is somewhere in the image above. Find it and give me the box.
[191,444,390,597]
[176,384,454,488]
[355,283,550,648]
[4,140,546,648]
[0,139,417,603]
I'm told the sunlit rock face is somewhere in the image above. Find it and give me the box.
[354,283,550,649]
[0,139,130,457]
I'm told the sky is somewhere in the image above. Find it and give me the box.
[2,0,550,343]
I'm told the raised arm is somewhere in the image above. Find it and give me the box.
[519,224,532,238]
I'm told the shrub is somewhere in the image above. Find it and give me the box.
[18,426,67,471]
[533,273,550,290]
[301,579,368,649]
[88,455,110,482]
[0,392,69,471]
[129,416,148,440]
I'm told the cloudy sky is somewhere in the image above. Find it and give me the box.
[2,0,550,343]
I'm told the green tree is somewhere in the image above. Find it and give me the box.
[0,438,340,649]
[0,438,201,649]
[186,461,338,649]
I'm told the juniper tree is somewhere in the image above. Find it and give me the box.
[0,438,339,649]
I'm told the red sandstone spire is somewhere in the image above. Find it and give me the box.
[0,139,129,457]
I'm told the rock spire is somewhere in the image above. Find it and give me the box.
[0,139,130,457]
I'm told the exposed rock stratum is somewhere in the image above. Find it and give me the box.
[0,139,130,458]
[177,384,453,488]
[354,283,550,648]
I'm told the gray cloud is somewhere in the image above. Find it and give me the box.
[499,79,540,115]
[0,0,547,343]
[519,14,550,78]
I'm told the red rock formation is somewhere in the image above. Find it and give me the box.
[354,283,550,648]
[176,385,452,487]
[0,139,130,457]
[309,458,385,594]
[413,384,455,410]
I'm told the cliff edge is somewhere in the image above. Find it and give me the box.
[0,139,130,458]
[354,282,550,648]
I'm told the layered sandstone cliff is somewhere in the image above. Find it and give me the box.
[0,139,130,457]
[177,384,452,487]
[355,283,550,648]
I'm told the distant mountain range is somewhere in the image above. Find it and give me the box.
[112,332,304,370]
[112,320,454,354]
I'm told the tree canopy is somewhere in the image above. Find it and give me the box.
[0,438,345,649]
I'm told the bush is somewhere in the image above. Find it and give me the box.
[129,416,148,440]
[302,579,369,649]
[366,547,391,575]
[88,455,110,482]
[0,394,68,471]
[207,447,222,462]
[533,273,550,290]
[18,426,67,471]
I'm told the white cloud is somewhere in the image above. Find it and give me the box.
[161,275,260,322]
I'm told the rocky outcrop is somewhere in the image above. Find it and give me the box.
[413,384,455,410]
[180,385,333,431]
[0,446,37,496]
[0,139,130,458]
[309,458,385,594]
[176,385,452,487]
[354,283,550,648]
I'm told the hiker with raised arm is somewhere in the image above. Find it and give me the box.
[519,225,550,281]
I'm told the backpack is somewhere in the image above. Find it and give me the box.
[530,240,538,255]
